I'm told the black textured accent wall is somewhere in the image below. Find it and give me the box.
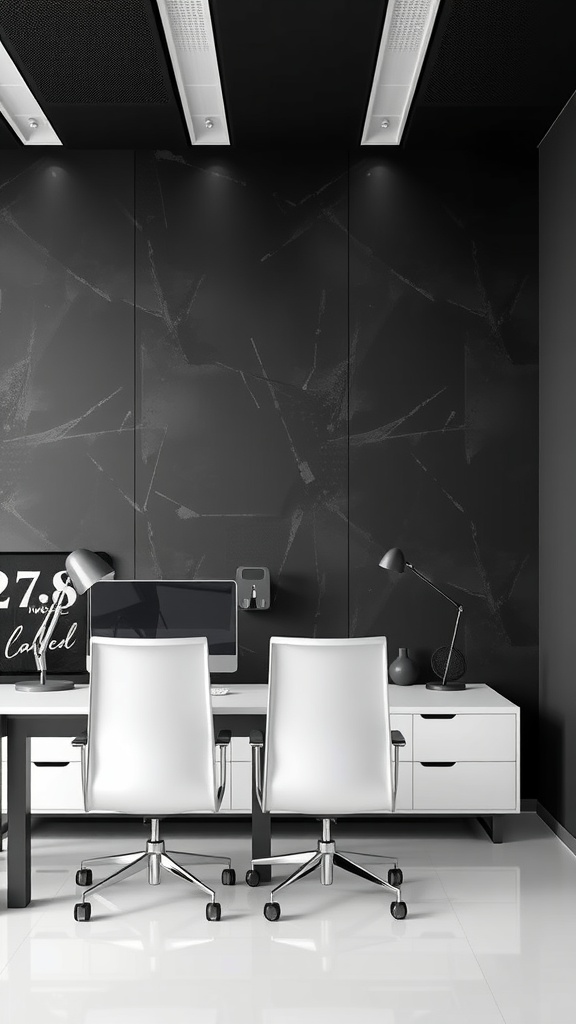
[348,154,538,719]
[135,152,349,683]
[0,149,538,791]
[539,95,576,838]
[0,151,135,577]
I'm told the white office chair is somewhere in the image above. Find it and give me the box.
[73,636,234,923]
[246,636,407,921]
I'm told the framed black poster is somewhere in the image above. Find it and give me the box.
[0,552,108,678]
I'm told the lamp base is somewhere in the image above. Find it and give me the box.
[15,678,76,693]
[425,681,467,691]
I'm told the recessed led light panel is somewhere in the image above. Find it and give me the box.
[361,0,442,145]
[0,38,61,144]
[155,0,229,145]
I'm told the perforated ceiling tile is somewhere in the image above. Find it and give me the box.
[421,0,538,107]
[0,0,170,105]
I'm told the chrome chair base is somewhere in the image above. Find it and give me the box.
[76,818,232,908]
[251,818,403,905]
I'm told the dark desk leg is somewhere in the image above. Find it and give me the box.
[251,745,271,882]
[7,723,31,907]
[477,815,504,843]
[0,716,5,850]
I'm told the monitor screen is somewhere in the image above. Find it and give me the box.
[89,580,237,673]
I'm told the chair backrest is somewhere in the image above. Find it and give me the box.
[262,636,393,815]
[85,636,217,815]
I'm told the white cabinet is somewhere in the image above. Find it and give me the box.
[390,685,521,816]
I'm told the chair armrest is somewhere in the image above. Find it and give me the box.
[391,731,405,811]
[249,730,264,809]
[72,733,88,802]
[214,733,230,812]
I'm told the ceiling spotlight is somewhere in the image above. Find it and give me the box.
[28,118,39,129]
[155,0,229,145]
[362,0,442,146]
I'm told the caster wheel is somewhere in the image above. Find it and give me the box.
[390,900,407,920]
[76,868,92,887]
[246,869,261,887]
[264,902,281,922]
[206,901,221,922]
[388,868,403,887]
[221,868,236,886]
[74,902,91,922]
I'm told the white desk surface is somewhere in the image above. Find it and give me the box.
[0,682,268,716]
[0,681,516,717]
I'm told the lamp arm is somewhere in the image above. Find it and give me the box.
[442,604,463,686]
[406,564,462,610]
[33,583,69,673]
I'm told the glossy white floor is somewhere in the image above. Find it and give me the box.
[0,813,574,1023]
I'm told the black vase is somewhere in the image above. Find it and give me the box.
[389,647,419,686]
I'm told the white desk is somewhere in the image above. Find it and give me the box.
[0,682,520,908]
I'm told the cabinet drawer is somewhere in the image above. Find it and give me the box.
[30,761,85,812]
[414,714,516,762]
[230,736,251,762]
[230,759,252,811]
[1,737,81,763]
[32,737,81,762]
[413,761,517,811]
[390,714,412,761]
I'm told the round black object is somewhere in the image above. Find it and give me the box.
[74,902,91,922]
[431,646,466,682]
[264,902,281,921]
[206,902,221,922]
[390,901,407,920]
[245,869,261,887]
[76,868,92,887]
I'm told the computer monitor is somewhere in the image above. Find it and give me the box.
[89,580,238,673]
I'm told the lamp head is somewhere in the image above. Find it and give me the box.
[65,549,114,595]
[379,547,407,573]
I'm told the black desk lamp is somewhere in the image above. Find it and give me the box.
[15,549,115,693]
[379,547,466,691]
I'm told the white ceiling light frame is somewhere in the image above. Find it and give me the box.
[361,0,442,146]
[155,0,229,145]
[0,38,61,144]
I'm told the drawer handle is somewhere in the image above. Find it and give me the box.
[33,762,70,768]
[420,714,456,720]
[420,762,456,767]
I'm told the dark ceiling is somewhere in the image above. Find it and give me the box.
[0,0,574,149]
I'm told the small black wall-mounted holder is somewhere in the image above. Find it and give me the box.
[236,567,270,610]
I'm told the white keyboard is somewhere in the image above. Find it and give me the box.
[210,687,230,696]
